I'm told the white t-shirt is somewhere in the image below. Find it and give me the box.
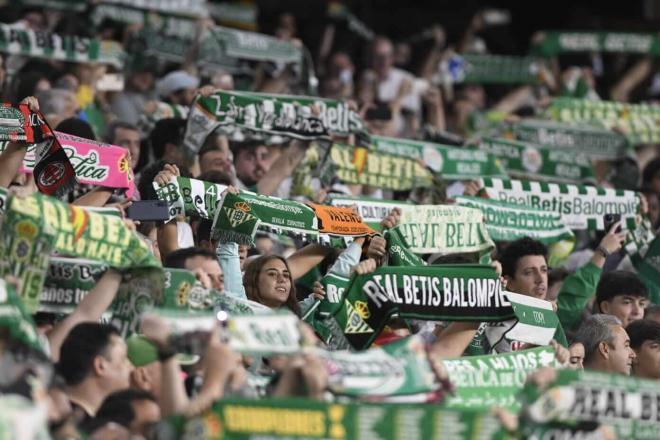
[377,67,421,113]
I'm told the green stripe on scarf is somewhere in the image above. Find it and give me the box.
[321,144,433,191]
[510,119,631,160]
[0,278,42,352]
[532,31,660,57]
[154,176,227,221]
[0,193,162,313]
[442,54,541,84]
[372,135,506,180]
[478,137,595,184]
[314,335,437,396]
[480,177,639,231]
[546,97,660,144]
[395,204,495,257]
[385,227,427,267]
[161,397,507,439]
[212,191,319,246]
[442,346,560,412]
[454,195,574,245]
[0,23,124,68]
[183,91,332,157]
[333,265,513,349]
[521,368,660,439]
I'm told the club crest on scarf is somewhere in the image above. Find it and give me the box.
[223,202,256,228]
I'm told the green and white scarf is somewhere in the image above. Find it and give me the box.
[395,204,495,256]
[501,292,560,346]
[385,227,428,267]
[478,137,596,184]
[0,23,124,68]
[91,4,199,36]
[0,279,42,352]
[546,97,660,145]
[137,102,189,138]
[0,193,162,313]
[226,312,302,356]
[521,368,660,439]
[154,176,227,221]
[442,346,561,412]
[372,135,506,180]
[454,195,575,245]
[509,118,631,160]
[441,54,541,84]
[212,190,319,245]
[98,0,208,17]
[321,144,433,191]
[532,31,660,57]
[161,397,507,440]
[315,335,436,397]
[327,2,375,41]
[333,265,513,350]
[40,257,107,314]
[199,26,302,66]
[18,0,88,12]
[479,177,640,231]
[208,2,257,30]
[183,91,332,157]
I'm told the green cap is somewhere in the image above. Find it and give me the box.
[126,335,199,367]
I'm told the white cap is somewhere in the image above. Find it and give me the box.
[157,70,200,98]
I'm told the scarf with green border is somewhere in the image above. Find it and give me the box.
[440,54,542,84]
[454,195,575,245]
[321,143,433,191]
[0,192,162,313]
[394,204,495,257]
[479,177,640,231]
[521,368,660,439]
[153,175,227,221]
[0,23,124,68]
[507,118,632,160]
[441,346,561,412]
[184,91,364,158]
[333,265,512,350]
[546,97,660,145]
[372,135,506,180]
[477,137,596,184]
[0,278,42,353]
[327,195,414,231]
[161,397,509,440]
[532,31,660,57]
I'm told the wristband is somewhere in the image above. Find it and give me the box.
[596,245,610,259]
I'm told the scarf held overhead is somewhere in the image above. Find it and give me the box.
[372,135,506,180]
[479,177,640,231]
[454,195,574,245]
[333,265,513,350]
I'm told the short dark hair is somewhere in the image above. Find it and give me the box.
[499,237,547,278]
[627,319,660,350]
[95,389,157,428]
[229,139,264,157]
[57,323,120,386]
[198,134,222,158]
[136,160,191,201]
[164,246,215,269]
[149,118,186,160]
[197,170,232,186]
[56,118,96,140]
[105,120,138,144]
[596,270,648,309]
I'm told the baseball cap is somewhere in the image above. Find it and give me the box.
[156,70,200,98]
[126,335,199,367]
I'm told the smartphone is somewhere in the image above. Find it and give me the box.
[127,200,170,221]
[365,104,392,121]
[603,213,622,233]
[96,73,125,92]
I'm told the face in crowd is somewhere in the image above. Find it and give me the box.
[505,254,548,300]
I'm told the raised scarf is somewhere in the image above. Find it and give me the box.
[479,177,640,231]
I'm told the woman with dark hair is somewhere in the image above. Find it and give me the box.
[243,255,301,317]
